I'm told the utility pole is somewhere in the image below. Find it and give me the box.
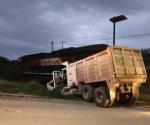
[61,41,65,49]
[51,41,54,52]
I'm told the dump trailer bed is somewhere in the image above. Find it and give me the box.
[67,45,146,86]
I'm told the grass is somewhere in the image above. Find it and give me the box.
[0,79,62,98]
[0,79,149,99]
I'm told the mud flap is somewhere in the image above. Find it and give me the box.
[107,83,117,107]
[132,83,140,98]
[103,87,111,107]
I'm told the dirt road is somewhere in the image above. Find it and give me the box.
[0,98,149,125]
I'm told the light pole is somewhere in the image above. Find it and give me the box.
[110,15,127,46]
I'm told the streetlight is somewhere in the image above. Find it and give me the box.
[110,15,127,45]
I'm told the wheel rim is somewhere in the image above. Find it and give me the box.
[96,92,104,104]
[83,88,89,99]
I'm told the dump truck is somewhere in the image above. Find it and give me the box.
[47,45,147,107]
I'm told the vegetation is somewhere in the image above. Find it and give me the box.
[0,57,21,81]
[0,79,62,98]
[140,48,150,94]
[142,49,150,78]
[140,79,150,94]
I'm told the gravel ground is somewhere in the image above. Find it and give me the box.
[0,97,149,125]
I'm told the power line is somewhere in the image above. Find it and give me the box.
[59,32,150,48]
[0,32,150,45]
[66,32,150,44]
[0,32,150,50]
[117,33,150,39]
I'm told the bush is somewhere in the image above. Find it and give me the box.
[0,79,62,98]
[22,81,44,95]
[0,80,22,93]
[46,89,62,98]
[140,80,150,94]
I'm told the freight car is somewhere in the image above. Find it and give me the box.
[18,44,106,72]
[47,45,147,107]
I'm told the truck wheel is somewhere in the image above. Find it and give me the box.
[119,94,136,106]
[94,87,110,107]
[82,85,94,102]
[125,95,136,106]
[128,96,136,105]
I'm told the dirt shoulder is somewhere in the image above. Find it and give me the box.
[0,92,150,103]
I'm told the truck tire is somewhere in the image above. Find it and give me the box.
[94,87,110,107]
[82,85,94,102]
[127,96,136,105]
[125,95,136,106]
[119,94,136,106]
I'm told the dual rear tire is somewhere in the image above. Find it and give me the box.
[119,93,136,106]
[82,85,136,107]
[82,85,112,107]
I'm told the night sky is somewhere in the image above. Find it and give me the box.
[0,0,150,59]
